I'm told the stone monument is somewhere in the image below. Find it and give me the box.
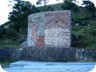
[27,10,71,47]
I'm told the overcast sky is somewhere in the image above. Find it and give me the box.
[0,0,96,25]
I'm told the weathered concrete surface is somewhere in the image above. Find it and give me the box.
[27,10,71,47]
[5,61,96,72]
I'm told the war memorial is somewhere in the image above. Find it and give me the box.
[27,10,71,47]
[0,10,96,72]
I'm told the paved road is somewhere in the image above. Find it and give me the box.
[4,61,96,72]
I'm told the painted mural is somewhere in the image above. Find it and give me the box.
[27,10,71,47]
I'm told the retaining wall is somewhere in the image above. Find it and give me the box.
[0,47,96,62]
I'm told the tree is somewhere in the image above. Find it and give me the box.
[62,0,79,12]
[82,0,95,20]
[63,0,77,2]
[36,0,49,6]
[9,0,32,19]
[8,0,40,33]
[72,21,96,48]
[40,6,54,12]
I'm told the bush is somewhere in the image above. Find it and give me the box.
[72,21,96,49]
[0,39,19,48]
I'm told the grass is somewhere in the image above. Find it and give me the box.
[0,45,19,49]
[0,39,19,48]
[0,60,16,68]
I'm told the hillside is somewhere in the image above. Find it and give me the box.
[0,1,96,49]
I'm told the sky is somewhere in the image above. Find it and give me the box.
[0,0,96,25]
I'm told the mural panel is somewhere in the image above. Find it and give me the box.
[27,10,71,47]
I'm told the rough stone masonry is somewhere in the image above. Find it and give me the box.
[27,10,71,47]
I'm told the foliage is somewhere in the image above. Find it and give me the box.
[72,21,96,48]
[8,1,32,21]
[40,6,54,12]
[0,22,16,39]
[8,1,40,33]
[61,0,79,12]
[82,0,96,19]
[36,0,49,6]
[0,60,15,67]
[0,1,96,49]
[0,39,19,48]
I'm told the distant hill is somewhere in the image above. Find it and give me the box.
[0,2,96,49]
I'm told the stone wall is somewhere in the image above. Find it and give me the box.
[0,48,22,61]
[27,10,71,47]
[20,47,76,62]
[0,47,96,62]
